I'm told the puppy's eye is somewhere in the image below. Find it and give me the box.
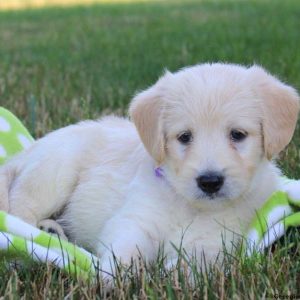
[177,131,193,144]
[230,129,248,142]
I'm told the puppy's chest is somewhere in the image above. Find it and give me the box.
[164,204,249,250]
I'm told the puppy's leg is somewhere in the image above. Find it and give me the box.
[0,165,13,211]
[1,131,84,226]
[4,160,76,226]
[96,217,157,277]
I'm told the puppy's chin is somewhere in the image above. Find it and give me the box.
[188,193,240,211]
[178,186,246,211]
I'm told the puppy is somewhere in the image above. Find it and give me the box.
[0,63,299,273]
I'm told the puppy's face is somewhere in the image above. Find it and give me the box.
[162,75,263,202]
[130,64,299,204]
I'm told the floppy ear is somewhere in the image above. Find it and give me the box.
[249,66,299,159]
[129,74,170,164]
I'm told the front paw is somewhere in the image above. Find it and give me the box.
[98,251,145,288]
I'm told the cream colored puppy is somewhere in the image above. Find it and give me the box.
[0,63,299,272]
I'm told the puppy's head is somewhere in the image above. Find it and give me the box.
[129,63,299,204]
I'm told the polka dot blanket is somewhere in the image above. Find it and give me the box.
[0,107,34,164]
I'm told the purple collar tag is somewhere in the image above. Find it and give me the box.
[155,167,164,178]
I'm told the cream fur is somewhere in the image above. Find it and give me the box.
[0,63,299,273]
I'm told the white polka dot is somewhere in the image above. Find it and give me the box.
[0,117,11,132]
[17,134,33,149]
[0,145,7,157]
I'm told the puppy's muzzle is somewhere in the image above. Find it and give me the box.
[196,172,224,195]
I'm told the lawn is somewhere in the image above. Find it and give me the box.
[0,0,300,298]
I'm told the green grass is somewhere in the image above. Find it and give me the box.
[0,0,300,298]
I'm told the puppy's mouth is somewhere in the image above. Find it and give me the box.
[197,191,228,201]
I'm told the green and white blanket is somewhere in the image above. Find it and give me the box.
[0,106,299,278]
[245,183,300,254]
[0,210,99,279]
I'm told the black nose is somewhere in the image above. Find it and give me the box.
[196,173,224,194]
